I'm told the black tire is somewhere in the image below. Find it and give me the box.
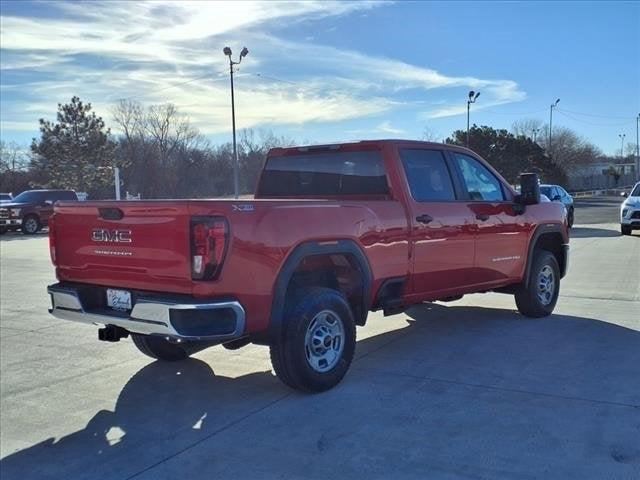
[131,334,210,361]
[567,207,574,228]
[621,225,632,236]
[270,287,356,393]
[21,215,41,235]
[515,249,560,318]
[0,227,7,235]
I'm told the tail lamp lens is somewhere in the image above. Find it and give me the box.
[190,217,228,280]
[48,214,57,264]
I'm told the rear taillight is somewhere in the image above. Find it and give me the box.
[48,213,57,264]
[190,216,228,280]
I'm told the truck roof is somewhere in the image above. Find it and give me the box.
[268,139,475,156]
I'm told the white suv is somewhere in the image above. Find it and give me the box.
[620,182,640,235]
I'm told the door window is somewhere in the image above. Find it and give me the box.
[453,153,505,202]
[400,149,456,202]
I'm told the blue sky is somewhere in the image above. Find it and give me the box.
[1,1,638,155]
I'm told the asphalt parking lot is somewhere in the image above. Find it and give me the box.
[1,197,639,480]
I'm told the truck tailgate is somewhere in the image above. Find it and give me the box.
[53,202,194,294]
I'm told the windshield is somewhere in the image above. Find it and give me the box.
[631,184,640,197]
[540,186,552,197]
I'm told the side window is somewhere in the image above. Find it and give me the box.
[453,153,505,202]
[400,149,456,202]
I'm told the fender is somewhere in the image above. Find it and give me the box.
[523,223,569,288]
[268,239,373,340]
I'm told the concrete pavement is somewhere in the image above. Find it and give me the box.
[0,201,638,479]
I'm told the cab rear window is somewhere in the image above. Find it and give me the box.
[259,151,389,196]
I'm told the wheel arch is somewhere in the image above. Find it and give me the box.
[268,240,373,340]
[524,224,568,288]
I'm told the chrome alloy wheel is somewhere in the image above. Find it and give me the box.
[24,217,38,234]
[304,309,345,373]
[537,265,556,305]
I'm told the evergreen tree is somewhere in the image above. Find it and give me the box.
[446,125,567,185]
[31,96,116,193]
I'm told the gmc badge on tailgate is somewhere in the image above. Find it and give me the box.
[91,229,132,243]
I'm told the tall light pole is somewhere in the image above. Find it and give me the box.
[636,114,639,180]
[533,128,539,143]
[466,90,480,147]
[619,133,626,160]
[549,98,560,157]
[223,46,249,198]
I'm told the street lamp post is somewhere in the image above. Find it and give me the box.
[223,46,249,199]
[533,128,539,143]
[619,133,626,160]
[636,114,639,180]
[466,90,480,148]
[549,98,560,157]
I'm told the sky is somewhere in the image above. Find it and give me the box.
[0,0,639,156]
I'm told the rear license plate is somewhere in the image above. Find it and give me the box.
[106,289,132,311]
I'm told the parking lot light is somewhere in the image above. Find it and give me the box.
[466,90,480,147]
[223,46,249,199]
[549,98,560,157]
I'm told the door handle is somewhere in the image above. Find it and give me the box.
[475,214,490,221]
[416,214,433,224]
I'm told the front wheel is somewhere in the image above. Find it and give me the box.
[515,250,560,318]
[270,287,356,393]
[621,224,632,236]
[567,207,574,228]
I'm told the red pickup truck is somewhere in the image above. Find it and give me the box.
[47,140,569,392]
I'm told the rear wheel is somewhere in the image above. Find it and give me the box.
[621,225,632,236]
[21,215,40,235]
[131,334,211,361]
[270,287,356,393]
[515,250,560,318]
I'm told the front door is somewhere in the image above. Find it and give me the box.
[399,148,477,300]
[449,152,528,284]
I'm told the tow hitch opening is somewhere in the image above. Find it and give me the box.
[98,325,130,342]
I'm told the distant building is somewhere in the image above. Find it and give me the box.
[566,161,636,191]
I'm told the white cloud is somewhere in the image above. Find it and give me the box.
[0,0,525,139]
[375,121,405,135]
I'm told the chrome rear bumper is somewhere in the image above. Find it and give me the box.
[47,283,245,341]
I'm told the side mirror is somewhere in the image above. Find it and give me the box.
[552,195,562,201]
[517,173,540,205]
[44,200,53,206]
[621,192,628,197]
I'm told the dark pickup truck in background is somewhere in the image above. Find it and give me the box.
[0,189,77,235]
[46,140,569,392]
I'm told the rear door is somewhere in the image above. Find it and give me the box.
[399,148,477,299]
[449,151,528,284]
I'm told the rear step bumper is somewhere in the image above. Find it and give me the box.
[47,283,245,341]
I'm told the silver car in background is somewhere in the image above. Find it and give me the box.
[620,182,640,235]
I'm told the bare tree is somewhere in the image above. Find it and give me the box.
[0,141,32,193]
[0,141,30,174]
[111,99,145,141]
[146,103,200,164]
[624,142,637,159]
[511,118,545,141]
[421,127,441,142]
